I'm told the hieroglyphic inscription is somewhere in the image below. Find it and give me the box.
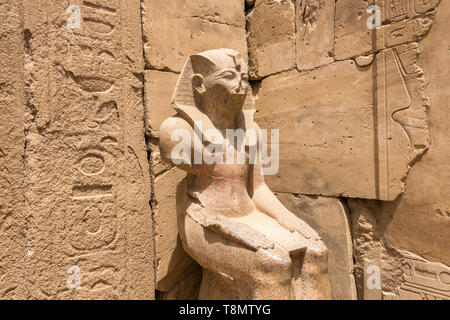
[388,0,409,21]
[24,0,153,299]
[386,0,440,21]
[382,0,440,48]
[336,0,440,60]
[384,252,450,300]
[64,0,123,298]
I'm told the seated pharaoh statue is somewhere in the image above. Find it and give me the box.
[159,49,331,299]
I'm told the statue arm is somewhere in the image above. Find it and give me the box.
[159,116,194,173]
[250,138,320,240]
[202,214,275,252]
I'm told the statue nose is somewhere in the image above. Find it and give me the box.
[238,77,244,91]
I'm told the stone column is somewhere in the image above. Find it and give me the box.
[22,0,154,299]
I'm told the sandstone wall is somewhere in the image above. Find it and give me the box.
[0,0,154,299]
[0,0,26,299]
[348,0,450,300]
[0,0,448,300]
[142,0,248,299]
[247,0,448,300]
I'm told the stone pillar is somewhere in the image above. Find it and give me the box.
[22,0,154,299]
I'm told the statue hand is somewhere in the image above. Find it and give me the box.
[276,212,321,241]
[204,215,275,252]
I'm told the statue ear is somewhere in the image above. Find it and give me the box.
[192,74,206,94]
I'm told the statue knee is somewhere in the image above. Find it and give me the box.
[305,240,329,273]
[253,249,292,280]
[315,240,328,257]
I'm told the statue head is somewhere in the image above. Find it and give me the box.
[190,49,249,115]
[171,49,255,132]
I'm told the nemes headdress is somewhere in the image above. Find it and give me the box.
[170,49,256,137]
[190,49,244,77]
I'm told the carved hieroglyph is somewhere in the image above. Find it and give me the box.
[335,0,440,60]
[23,0,153,299]
[255,0,439,200]
[159,49,331,299]
[383,252,450,300]
[348,3,450,299]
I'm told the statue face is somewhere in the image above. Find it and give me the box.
[202,67,249,113]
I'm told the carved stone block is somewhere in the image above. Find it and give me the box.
[296,0,335,71]
[247,0,296,79]
[142,0,247,72]
[335,0,440,60]
[255,40,430,200]
[22,0,154,299]
[277,194,357,300]
[144,70,179,137]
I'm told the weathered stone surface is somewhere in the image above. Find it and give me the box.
[348,6,449,299]
[0,0,447,302]
[335,0,383,60]
[378,0,450,267]
[277,193,357,300]
[0,0,26,299]
[23,0,154,299]
[154,166,194,291]
[347,199,388,299]
[149,141,200,296]
[348,199,450,300]
[335,0,439,60]
[158,267,202,300]
[144,70,179,137]
[255,37,431,200]
[247,0,296,79]
[386,252,450,300]
[143,0,247,72]
[296,0,335,70]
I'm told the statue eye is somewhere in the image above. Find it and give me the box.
[218,71,235,79]
[241,74,249,82]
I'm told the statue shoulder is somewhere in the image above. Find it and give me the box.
[160,116,192,134]
[159,116,194,165]
[160,116,194,142]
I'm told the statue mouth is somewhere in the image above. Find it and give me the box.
[232,87,246,96]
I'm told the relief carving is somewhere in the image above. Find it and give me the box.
[386,0,440,21]
[413,0,441,14]
[336,0,440,60]
[22,0,153,298]
[388,0,408,21]
[372,36,431,200]
[384,251,450,300]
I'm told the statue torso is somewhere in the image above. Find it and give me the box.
[187,144,255,217]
